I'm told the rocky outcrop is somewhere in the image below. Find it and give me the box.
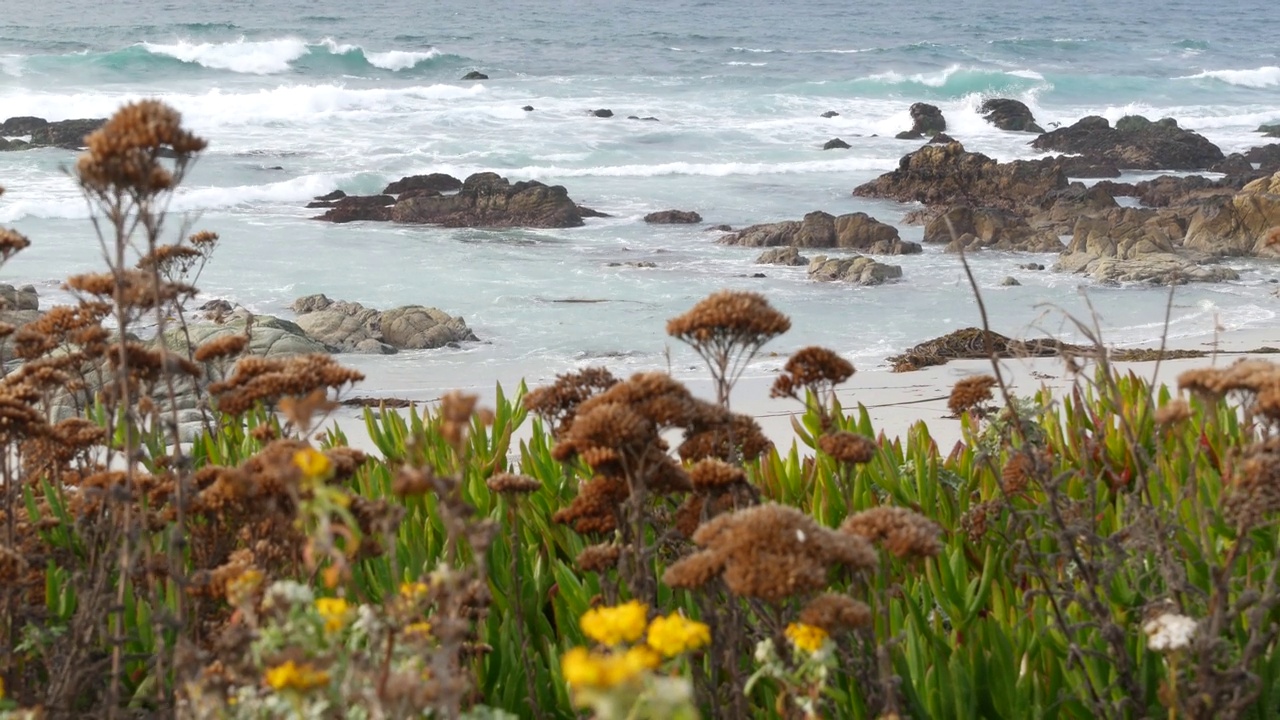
[1054,156,1121,178]
[0,116,106,150]
[1245,144,1280,172]
[821,111,840,118]
[853,141,1068,211]
[313,195,395,223]
[1183,172,1280,257]
[382,173,463,196]
[980,99,1044,133]
[0,283,39,311]
[1030,183,1120,235]
[1053,206,1240,284]
[719,211,921,254]
[390,172,585,228]
[755,247,809,266]
[807,255,903,286]
[291,294,477,352]
[823,138,851,150]
[895,103,946,139]
[1031,115,1224,170]
[1054,252,1238,285]
[461,71,488,80]
[1259,123,1280,138]
[164,311,328,358]
[591,109,614,118]
[923,205,1064,252]
[644,210,702,224]
[1131,175,1250,208]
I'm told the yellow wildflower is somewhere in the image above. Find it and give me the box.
[405,621,433,637]
[293,447,332,479]
[560,645,660,691]
[580,600,648,646]
[315,597,352,633]
[265,660,330,691]
[786,622,830,654]
[400,581,430,600]
[646,612,711,657]
[0,675,5,699]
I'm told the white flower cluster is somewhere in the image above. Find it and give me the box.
[1143,613,1197,652]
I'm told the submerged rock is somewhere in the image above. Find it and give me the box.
[755,247,809,266]
[0,116,106,150]
[980,98,1044,133]
[461,71,488,80]
[895,103,946,139]
[644,209,702,224]
[807,255,903,286]
[591,109,614,118]
[1031,115,1224,170]
[823,137,851,150]
[821,110,840,118]
[390,172,586,228]
[1054,252,1239,285]
[312,195,396,223]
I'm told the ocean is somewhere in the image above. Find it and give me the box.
[1,0,1277,397]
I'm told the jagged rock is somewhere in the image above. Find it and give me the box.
[578,205,611,218]
[1030,183,1120,235]
[1054,252,1238,284]
[0,284,38,311]
[1211,154,1257,176]
[924,205,1065,252]
[1245,144,1280,172]
[165,312,328,358]
[314,189,346,202]
[291,294,476,351]
[390,172,585,228]
[895,103,946,139]
[755,247,809,266]
[1031,115,1224,170]
[719,211,921,254]
[591,109,614,118]
[1066,207,1187,258]
[1132,175,1245,208]
[807,255,903,286]
[928,133,955,144]
[821,111,840,118]
[382,173,463,196]
[313,195,395,223]
[1000,276,1021,286]
[980,99,1044,133]
[823,138,851,150]
[853,141,1068,211]
[0,116,105,150]
[1259,123,1280,138]
[1055,156,1121,178]
[644,210,702,224]
[462,71,488,80]
[1183,172,1280,256]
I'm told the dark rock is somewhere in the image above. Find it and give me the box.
[1031,115,1224,170]
[0,116,48,136]
[577,205,611,218]
[1091,180,1139,198]
[1055,156,1121,178]
[750,272,767,278]
[821,111,840,118]
[822,138,851,150]
[0,116,106,150]
[1019,263,1046,270]
[895,103,946,139]
[1256,122,1280,138]
[706,224,733,232]
[627,115,660,121]
[1132,175,1249,208]
[853,141,1068,211]
[755,247,809,266]
[395,188,441,202]
[1244,144,1280,172]
[199,298,234,320]
[1211,153,1256,176]
[522,105,535,111]
[1030,182,1120,235]
[390,172,585,228]
[461,71,488,80]
[720,211,921,254]
[382,173,463,196]
[924,205,1064,252]
[644,210,702,224]
[928,133,955,144]
[591,109,614,118]
[315,189,347,202]
[980,99,1044,133]
[313,195,396,223]
[606,261,657,268]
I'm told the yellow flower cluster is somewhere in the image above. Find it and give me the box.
[405,621,433,637]
[580,600,648,646]
[265,660,330,692]
[400,581,430,601]
[315,597,352,633]
[786,622,830,654]
[645,612,711,657]
[294,447,332,479]
[561,646,661,690]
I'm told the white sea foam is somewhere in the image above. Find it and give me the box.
[445,157,896,180]
[140,37,311,74]
[0,55,23,77]
[316,38,441,70]
[1178,66,1280,88]
[725,61,767,67]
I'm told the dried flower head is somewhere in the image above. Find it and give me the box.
[209,354,364,415]
[818,431,878,465]
[577,543,623,573]
[553,476,628,534]
[663,503,876,603]
[193,333,250,362]
[486,472,542,495]
[667,291,791,400]
[678,411,772,463]
[0,228,31,263]
[1178,360,1280,399]
[1223,444,1280,530]
[771,346,855,399]
[1001,449,1048,494]
[524,367,618,436]
[689,458,747,492]
[949,375,998,416]
[841,506,942,558]
[76,100,206,195]
[799,593,872,633]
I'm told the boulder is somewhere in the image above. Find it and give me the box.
[522,105,535,112]
[980,99,1044,133]
[1053,252,1238,285]
[755,247,809,266]
[928,133,956,144]
[807,255,903,286]
[1054,155,1121,178]
[719,211,921,254]
[644,210,702,224]
[1031,115,1224,170]
[382,173,463,196]
[461,71,488,80]
[853,141,1068,211]
[1210,154,1257,176]
[390,172,585,228]
[591,109,614,118]
[312,194,396,223]
[381,305,477,349]
[291,294,477,351]
[1183,172,1280,256]
[0,116,106,150]
[1065,207,1187,258]
[1132,175,1245,208]
[1000,276,1021,286]
[1259,123,1280,138]
[821,111,840,118]
[577,205,611,218]
[166,312,328,358]
[314,189,347,202]
[923,205,1064,252]
[1245,144,1280,172]
[0,283,39,311]
[895,103,946,139]
[823,137,851,150]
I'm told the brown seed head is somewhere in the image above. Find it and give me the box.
[818,431,878,465]
[576,543,623,573]
[666,290,791,352]
[949,375,997,416]
[799,593,873,633]
[689,458,747,492]
[194,333,249,362]
[486,472,542,495]
[1154,398,1193,426]
[76,100,206,194]
[0,228,31,262]
[771,346,855,399]
[523,367,617,436]
[841,506,943,558]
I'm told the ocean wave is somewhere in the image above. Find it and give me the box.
[728,46,874,55]
[435,157,895,180]
[1177,66,1280,88]
[140,37,311,74]
[0,55,22,77]
[842,64,1049,97]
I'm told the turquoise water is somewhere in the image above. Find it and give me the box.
[1,0,1277,394]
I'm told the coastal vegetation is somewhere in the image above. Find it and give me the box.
[3,101,1280,720]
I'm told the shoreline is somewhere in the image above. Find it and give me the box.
[318,323,1280,457]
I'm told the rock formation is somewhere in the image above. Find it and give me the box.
[719,211,921,254]
[1031,115,1224,170]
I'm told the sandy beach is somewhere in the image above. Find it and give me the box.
[318,323,1280,457]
